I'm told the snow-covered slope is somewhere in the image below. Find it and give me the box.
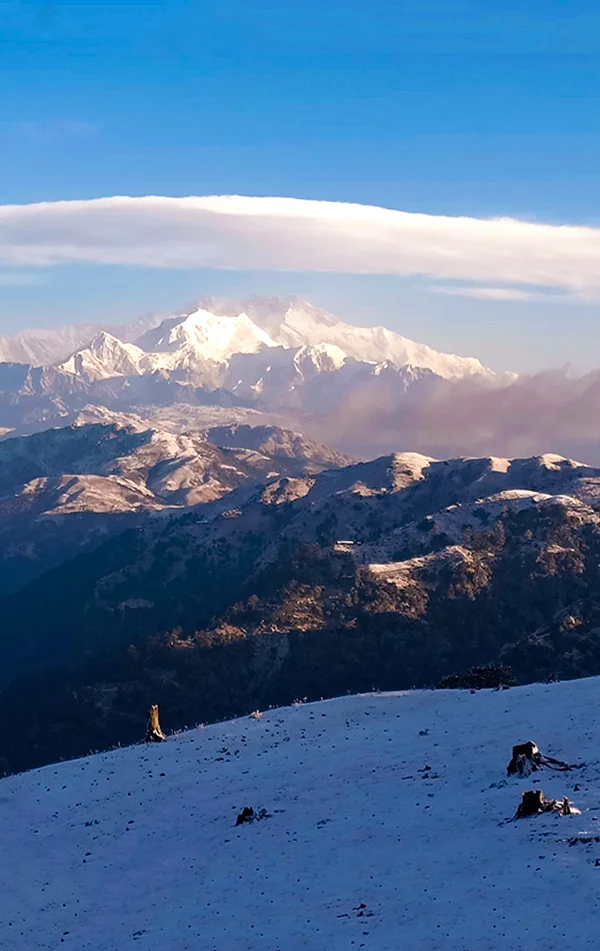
[0,323,103,366]
[2,678,599,950]
[59,332,147,381]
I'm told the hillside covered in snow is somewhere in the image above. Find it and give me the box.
[2,677,599,950]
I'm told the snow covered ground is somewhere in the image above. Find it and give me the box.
[2,678,600,951]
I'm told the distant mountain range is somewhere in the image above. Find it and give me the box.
[0,297,489,375]
[0,297,501,446]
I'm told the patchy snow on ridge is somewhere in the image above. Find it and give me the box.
[2,677,600,950]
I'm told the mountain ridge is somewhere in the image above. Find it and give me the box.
[2,442,600,775]
[0,419,351,598]
[0,296,492,378]
[0,297,500,447]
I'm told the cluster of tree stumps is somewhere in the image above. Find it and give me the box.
[508,738,583,819]
[140,705,585,827]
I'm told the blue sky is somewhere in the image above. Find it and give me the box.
[1,0,600,372]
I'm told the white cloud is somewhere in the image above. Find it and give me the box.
[430,285,566,302]
[1,195,600,297]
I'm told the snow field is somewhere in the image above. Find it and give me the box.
[1,678,600,950]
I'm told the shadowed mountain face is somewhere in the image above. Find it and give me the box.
[3,448,600,774]
[0,419,352,598]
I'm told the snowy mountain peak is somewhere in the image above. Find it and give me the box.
[292,342,348,373]
[0,296,501,443]
[136,307,278,361]
[59,332,145,381]
[195,296,489,378]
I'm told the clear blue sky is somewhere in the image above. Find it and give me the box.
[1,0,600,372]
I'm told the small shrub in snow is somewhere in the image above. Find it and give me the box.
[235,806,271,826]
[436,664,516,690]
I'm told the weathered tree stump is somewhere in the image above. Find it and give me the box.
[515,790,579,819]
[507,741,542,776]
[507,740,576,776]
[516,789,547,818]
[145,704,166,743]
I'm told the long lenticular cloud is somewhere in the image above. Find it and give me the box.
[1,195,600,296]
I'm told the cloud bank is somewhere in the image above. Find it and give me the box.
[2,195,600,297]
[310,369,600,465]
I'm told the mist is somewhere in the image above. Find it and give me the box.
[309,369,600,465]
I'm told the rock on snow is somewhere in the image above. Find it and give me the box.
[2,678,600,950]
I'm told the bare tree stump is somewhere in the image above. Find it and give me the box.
[507,741,542,775]
[145,704,166,743]
[507,739,577,775]
[516,789,547,818]
[515,790,580,819]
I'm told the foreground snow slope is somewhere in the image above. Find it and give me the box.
[2,679,600,951]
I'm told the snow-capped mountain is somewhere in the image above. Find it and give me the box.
[2,677,599,951]
[136,306,279,360]
[0,322,104,366]
[204,296,489,377]
[55,298,490,391]
[0,297,498,442]
[1,297,488,378]
[59,331,148,381]
[3,296,492,379]
[0,312,164,367]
